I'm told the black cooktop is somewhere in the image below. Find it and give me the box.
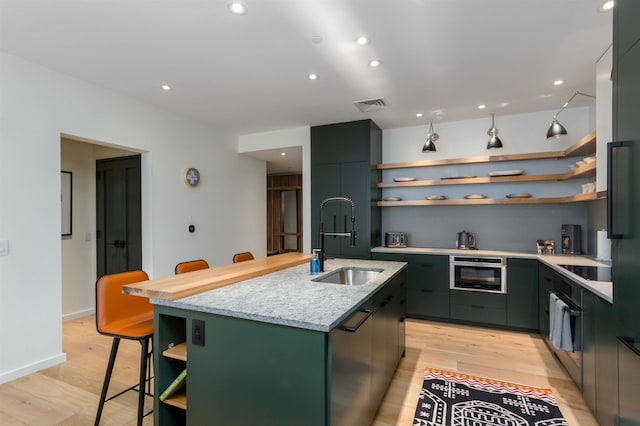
[558,264,612,282]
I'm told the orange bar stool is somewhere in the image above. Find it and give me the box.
[95,270,154,426]
[175,259,209,274]
[232,251,254,263]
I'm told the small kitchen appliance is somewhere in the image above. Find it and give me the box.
[385,232,407,248]
[456,230,477,249]
[561,224,582,254]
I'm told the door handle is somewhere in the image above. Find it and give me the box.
[607,141,632,239]
[342,309,374,332]
[109,240,126,248]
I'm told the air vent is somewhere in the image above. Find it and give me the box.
[353,97,389,112]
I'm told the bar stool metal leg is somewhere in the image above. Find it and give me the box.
[136,337,149,426]
[95,337,120,426]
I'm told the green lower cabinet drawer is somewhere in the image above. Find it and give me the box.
[407,289,449,319]
[450,291,506,326]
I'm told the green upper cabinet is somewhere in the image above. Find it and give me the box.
[311,120,382,259]
[506,258,538,330]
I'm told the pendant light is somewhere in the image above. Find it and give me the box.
[546,91,595,139]
[486,113,503,149]
[422,121,439,152]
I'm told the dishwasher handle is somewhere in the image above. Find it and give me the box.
[341,309,374,333]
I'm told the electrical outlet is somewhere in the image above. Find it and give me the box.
[192,319,205,346]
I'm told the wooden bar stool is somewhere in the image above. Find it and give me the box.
[95,270,154,426]
[175,259,209,274]
[232,251,254,263]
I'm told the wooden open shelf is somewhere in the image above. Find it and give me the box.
[162,342,187,361]
[162,389,187,410]
[378,161,596,188]
[376,130,596,170]
[376,191,599,206]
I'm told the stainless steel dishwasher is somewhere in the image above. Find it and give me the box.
[330,308,374,426]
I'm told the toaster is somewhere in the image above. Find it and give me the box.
[385,232,407,248]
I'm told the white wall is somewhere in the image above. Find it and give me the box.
[0,52,266,383]
[596,45,613,193]
[238,126,312,253]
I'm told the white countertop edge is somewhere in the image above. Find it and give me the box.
[372,247,613,303]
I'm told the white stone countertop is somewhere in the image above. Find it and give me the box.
[152,258,407,332]
[372,246,613,303]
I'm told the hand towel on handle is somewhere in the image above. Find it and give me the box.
[549,293,574,351]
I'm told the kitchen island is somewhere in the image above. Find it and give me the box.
[126,255,407,426]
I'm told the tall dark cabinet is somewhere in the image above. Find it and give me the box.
[311,119,382,259]
[612,1,640,425]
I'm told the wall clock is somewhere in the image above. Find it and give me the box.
[183,167,200,187]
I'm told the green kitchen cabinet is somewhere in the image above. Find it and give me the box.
[538,263,554,338]
[311,119,382,260]
[450,291,507,326]
[405,254,450,320]
[583,289,620,425]
[506,258,538,330]
[370,252,406,262]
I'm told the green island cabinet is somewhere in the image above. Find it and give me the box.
[311,120,382,259]
[154,272,406,426]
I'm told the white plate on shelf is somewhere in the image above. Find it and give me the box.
[393,177,416,182]
[583,156,596,164]
[426,195,446,200]
[383,197,403,201]
[576,160,586,167]
[464,194,487,199]
[488,169,524,177]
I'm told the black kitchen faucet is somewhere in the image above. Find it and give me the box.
[318,197,356,272]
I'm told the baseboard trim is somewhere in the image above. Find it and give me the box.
[0,352,67,384]
[63,308,95,322]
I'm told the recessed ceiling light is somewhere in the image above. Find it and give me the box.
[311,35,323,44]
[228,2,248,15]
[161,85,172,91]
[478,104,486,110]
[499,102,510,107]
[599,1,614,12]
[553,80,565,86]
[368,59,382,67]
[416,113,423,118]
[307,73,319,80]
[280,152,287,156]
[355,36,370,46]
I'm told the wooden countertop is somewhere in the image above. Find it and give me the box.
[123,252,312,300]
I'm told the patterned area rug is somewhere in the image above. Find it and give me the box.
[413,368,568,426]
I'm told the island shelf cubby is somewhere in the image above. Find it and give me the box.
[157,313,188,418]
[376,130,596,206]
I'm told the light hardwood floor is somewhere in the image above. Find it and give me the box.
[0,316,597,425]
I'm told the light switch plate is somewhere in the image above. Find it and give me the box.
[0,240,9,256]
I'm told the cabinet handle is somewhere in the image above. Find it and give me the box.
[471,304,484,309]
[420,289,433,293]
[399,317,406,323]
[400,299,406,305]
[342,309,374,333]
[380,301,388,308]
[607,141,632,239]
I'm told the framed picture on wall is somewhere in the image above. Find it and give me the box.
[61,171,72,237]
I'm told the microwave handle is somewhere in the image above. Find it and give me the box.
[607,141,632,239]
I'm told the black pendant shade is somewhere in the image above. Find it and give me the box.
[546,118,568,139]
[422,121,439,152]
[546,91,595,140]
[486,113,503,149]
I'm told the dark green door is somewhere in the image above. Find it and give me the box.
[96,155,142,277]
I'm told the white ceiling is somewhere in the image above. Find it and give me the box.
[0,0,612,173]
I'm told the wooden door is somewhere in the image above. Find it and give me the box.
[96,155,142,277]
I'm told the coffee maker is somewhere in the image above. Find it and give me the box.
[561,224,581,254]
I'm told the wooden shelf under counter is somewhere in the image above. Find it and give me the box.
[162,389,187,410]
[163,342,187,362]
[376,192,599,206]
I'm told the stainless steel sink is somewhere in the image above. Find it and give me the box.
[312,267,383,286]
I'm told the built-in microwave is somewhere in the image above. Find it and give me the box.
[449,255,507,293]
